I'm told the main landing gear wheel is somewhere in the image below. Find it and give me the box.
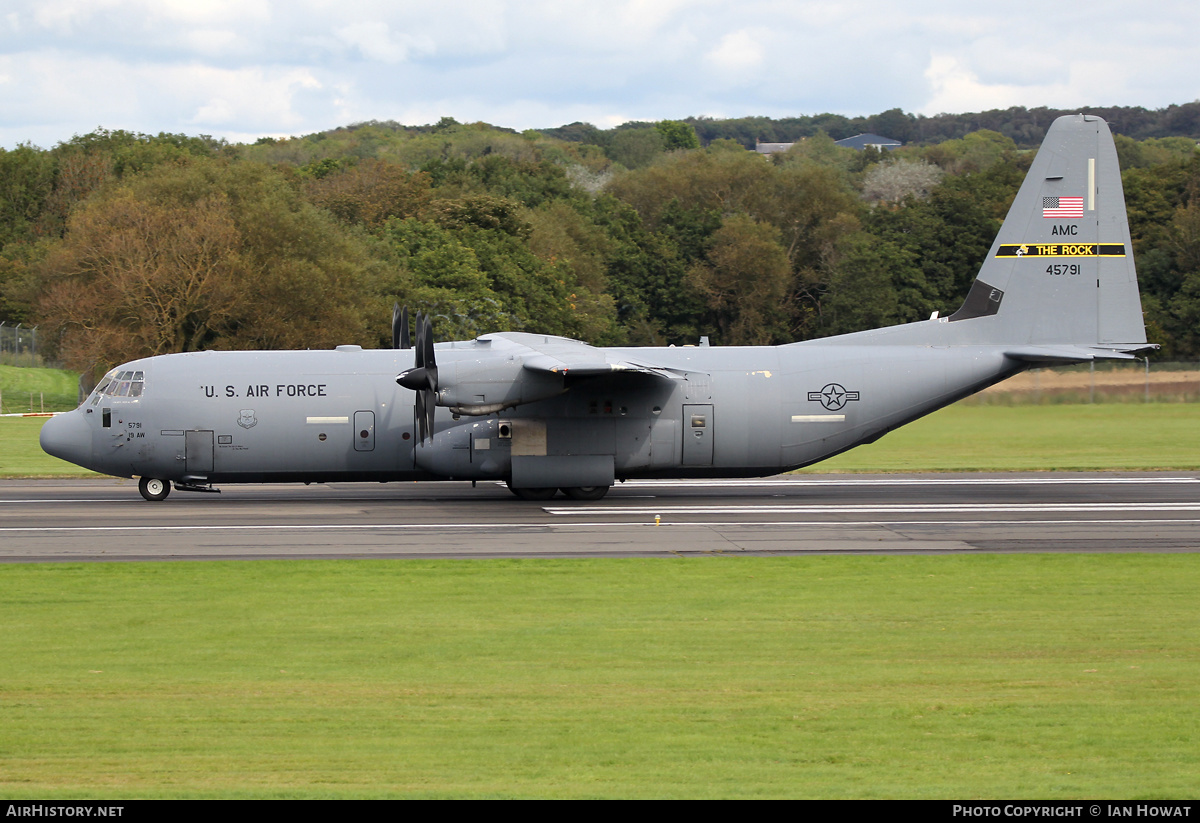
[562,486,609,501]
[506,483,558,501]
[138,477,171,502]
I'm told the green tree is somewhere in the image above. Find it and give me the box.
[607,128,666,170]
[655,120,701,151]
[37,158,373,369]
[584,195,698,345]
[808,229,915,337]
[0,145,55,248]
[921,130,1018,175]
[686,215,792,345]
[304,159,432,227]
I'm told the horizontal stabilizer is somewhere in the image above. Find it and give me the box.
[1004,342,1158,364]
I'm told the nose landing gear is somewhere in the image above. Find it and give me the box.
[138,477,171,501]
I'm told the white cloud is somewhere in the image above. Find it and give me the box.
[182,29,241,56]
[920,54,1035,115]
[2,1,1200,147]
[151,0,272,25]
[706,30,765,75]
[334,21,435,64]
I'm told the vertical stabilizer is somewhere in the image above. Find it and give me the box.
[948,115,1149,353]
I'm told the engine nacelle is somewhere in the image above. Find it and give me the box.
[437,357,564,415]
[414,418,511,479]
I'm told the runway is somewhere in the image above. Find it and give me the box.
[2,472,1199,561]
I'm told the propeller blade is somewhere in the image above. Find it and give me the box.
[423,315,438,392]
[399,305,411,350]
[415,388,427,443]
[395,311,437,444]
[425,393,436,444]
[414,312,425,369]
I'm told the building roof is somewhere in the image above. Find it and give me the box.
[834,133,902,151]
[754,141,795,155]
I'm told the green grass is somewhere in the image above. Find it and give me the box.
[5,403,1198,478]
[0,417,96,477]
[0,364,80,414]
[804,404,1200,472]
[1,556,1197,798]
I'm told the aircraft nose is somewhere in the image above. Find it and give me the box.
[40,410,92,468]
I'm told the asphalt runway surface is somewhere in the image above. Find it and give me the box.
[2,472,1199,561]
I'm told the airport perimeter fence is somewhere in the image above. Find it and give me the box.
[966,360,1200,405]
[0,323,51,368]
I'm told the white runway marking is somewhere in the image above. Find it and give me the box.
[545,502,1200,515]
[614,477,1200,487]
[3,518,1200,534]
[2,476,1196,505]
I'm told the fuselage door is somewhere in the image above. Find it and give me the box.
[682,404,714,466]
[354,410,375,452]
[185,430,214,475]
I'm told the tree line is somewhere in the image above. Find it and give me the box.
[542,103,1200,152]
[1,108,1198,377]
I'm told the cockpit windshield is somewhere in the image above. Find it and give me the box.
[90,369,145,405]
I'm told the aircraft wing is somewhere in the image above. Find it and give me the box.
[483,332,686,380]
[432,332,683,416]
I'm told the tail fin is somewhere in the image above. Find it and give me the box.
[948,114,1152,358]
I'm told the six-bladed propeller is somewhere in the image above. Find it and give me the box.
[395,309,438,443]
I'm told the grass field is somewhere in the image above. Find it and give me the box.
[805,404,1200,472]
[1,556,1197,798]
[0,364,80,414]
[0,417,96,477]
[3,370,1198,797]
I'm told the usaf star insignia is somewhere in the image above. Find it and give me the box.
[807,383,861,411]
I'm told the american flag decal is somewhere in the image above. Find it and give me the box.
[1043,196,1084,218]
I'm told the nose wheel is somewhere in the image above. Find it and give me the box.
[138,477,171,501]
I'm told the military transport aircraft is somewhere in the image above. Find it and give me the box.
[41,115,1153,501]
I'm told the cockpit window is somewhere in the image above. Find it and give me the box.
[93,368,145,401]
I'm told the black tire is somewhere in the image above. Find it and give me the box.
[562,486,609,501]
[138,477,171,502]
[506,484,558,501]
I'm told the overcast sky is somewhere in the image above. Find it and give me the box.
[2,0,1195,149]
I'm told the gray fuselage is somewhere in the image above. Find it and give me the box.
[43,332,1019,486]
